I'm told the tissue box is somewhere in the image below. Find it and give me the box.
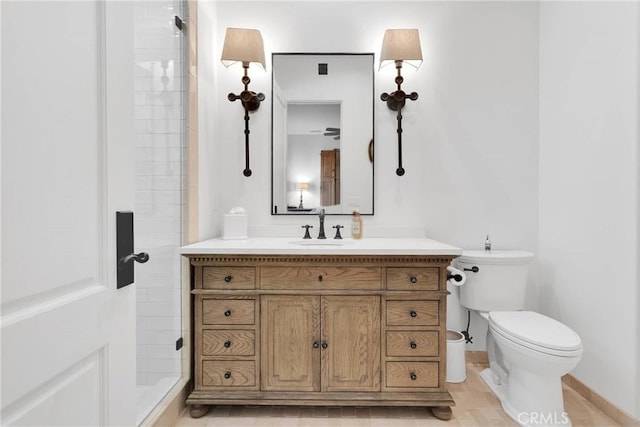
[223,214,248,240]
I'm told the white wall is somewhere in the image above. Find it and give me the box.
[198,0,539,351]
[196,0,640,419]
[539,1,639,419]
[202,0,539,254]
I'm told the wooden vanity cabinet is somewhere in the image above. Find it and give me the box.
[187,255,456,420]
[261,295,380,392]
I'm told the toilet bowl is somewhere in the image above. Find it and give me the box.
[457,251,582,427]
[481,311,582,426]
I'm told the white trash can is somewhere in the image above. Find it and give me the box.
[446,330,466,383]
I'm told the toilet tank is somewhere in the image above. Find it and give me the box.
[456,251,534,312]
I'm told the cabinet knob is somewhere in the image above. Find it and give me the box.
[410,311,417,318]
[410,276,417,284]
[410,373,417,381]
[224,275,232,282]
[321,342,328,349]
[318,275,323,282]
[410,341,417,349]
[224,341,232,348]
[224,310,232,317]
[313,342,320,349]
[224,371,231,379]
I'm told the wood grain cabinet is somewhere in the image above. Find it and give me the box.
[261,295,379,392]
[186,255,456,420]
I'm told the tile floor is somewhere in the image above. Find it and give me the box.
[173,356,620,426]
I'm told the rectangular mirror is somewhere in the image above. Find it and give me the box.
[271,53,374,215]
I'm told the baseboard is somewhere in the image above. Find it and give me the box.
[140,378,190,427]
[561,374,640,427]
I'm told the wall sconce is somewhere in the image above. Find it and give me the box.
[379,29,423,176]
[221,27,266,177]
[296,182,308,209]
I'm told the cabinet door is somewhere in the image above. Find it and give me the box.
[321,296,380,392]
[261,296,320,391]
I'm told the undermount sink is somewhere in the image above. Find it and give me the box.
[289,239,347,247]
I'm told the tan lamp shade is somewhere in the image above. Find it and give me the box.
[379,29,423,70]
[221,27,266,70]
[296,182,309,191]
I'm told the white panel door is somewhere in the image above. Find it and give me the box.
[1,1,136,425]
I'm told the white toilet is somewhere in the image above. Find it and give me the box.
[457,250,582,427]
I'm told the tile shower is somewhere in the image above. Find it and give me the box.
[134,1,186,423]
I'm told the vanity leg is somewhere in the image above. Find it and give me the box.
[431,406,452,421]
[189,404,210,418]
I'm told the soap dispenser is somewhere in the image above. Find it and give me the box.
[351,209,363,239]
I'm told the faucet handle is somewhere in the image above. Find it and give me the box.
[302,225,313,239]
[333,225,344,240]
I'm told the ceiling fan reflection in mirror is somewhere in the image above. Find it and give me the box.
[324,127,340,140]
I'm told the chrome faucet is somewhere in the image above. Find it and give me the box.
[317,209,326,239]
[485,235,492,253]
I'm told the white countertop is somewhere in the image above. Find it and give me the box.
[180,237,462,256]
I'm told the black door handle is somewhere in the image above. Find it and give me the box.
[118,252,150,269]
[116,211,149,289]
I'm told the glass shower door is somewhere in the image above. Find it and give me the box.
[133,1,186,424]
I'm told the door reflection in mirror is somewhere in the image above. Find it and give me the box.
[286,103,340,212]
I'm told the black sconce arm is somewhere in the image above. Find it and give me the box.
[381,61,418,176]
[228,64,265,177]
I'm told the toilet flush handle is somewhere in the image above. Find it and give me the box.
[463,266,479,273]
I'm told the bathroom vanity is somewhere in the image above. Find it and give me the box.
[181,238,461,420]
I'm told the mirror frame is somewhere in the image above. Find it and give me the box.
[270,52,375,216]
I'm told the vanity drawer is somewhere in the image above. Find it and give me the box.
[386,362,439,388]
[202,330,255,356]
[202,360,256,387]
[386,331,439,357]
[261,266,381,290]
[386,300,439,326]
[202,299,256,325]
[386,268,439,290]
[202,267,255,289]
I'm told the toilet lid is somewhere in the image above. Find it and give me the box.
[489,311,582,352]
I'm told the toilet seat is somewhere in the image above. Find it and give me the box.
[489,311,582,357]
